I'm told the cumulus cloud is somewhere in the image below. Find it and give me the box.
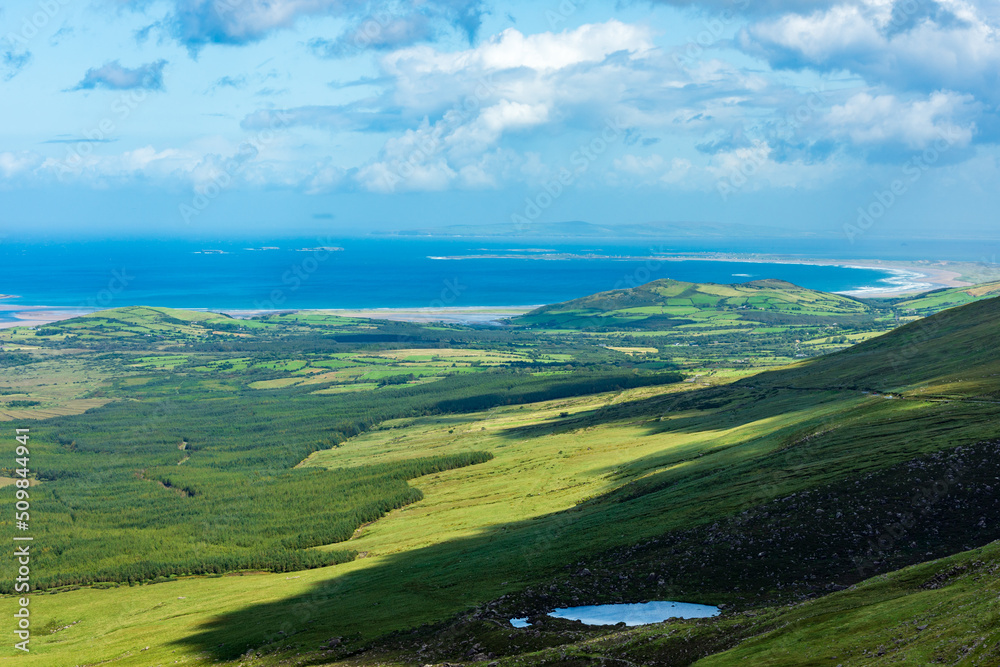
[348,20,658,191]
[243,25,656,127]
[25,6,994,197]
[383,20,653,76]
[739,1,1000,101]
[39,145,195,183]
[825,90,977,149]
[305,18,853,194]
[0,151,43,179]
[165,0,485,53]
[73,60,167,91]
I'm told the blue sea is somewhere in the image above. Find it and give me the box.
[0,237,996,314]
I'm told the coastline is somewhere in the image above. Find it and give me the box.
[0,305,539,329]
[0,305,95,330]
[222,306,541,325]
[426,252,974,298]
[652,255,971,297]
[0,256,986,330]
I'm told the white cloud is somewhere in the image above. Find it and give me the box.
[0,151,43,178]
[383,20,654,76]
[741,0,1000,101]
[73,60,167,91]
[380,20,658,117]
[353,21,658,192]
[825,91,977,148]
[446,100,550,155]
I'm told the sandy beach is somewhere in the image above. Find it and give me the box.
[424,252,980,298]
[651,254,973,298]
[0,256,989,330]
[0,305,95,329]
[221,306,540,325]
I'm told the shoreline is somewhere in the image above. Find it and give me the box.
[222,306,541,325]
[652,255,971,298]
[624,253,970,297]
[0,256,984,329]
[0,305,540,329]
[428,252,973,297]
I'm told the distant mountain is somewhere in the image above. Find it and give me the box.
[512,277,877,330]
[380,220,824,239]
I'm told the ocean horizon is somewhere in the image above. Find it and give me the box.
[1,237,995,316]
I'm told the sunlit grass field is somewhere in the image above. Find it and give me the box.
[4,288,1000,666]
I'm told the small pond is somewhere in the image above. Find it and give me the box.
[511,601,719,628]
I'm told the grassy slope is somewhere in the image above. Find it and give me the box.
[747,293,1000,399]
[487,539,1000,666]
[6,294,1000,666]
[891,279,1000,316]
[699,541,1000,665]
[513,278,877,330]
[10,385,695,666]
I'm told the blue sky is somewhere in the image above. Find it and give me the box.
[1,0,998,238]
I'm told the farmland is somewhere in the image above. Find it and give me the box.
[2,280,1000,665]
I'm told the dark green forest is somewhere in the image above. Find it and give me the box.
[2,362,680,591]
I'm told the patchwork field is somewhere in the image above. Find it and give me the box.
[3,282,1000,666]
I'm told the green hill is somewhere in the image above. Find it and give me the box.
[153,292,999,665]
[12,306,259,345]
[513,278,880,330]
[9,291,1000,666]
[890,279,1000,315]
[751,293,1000,399]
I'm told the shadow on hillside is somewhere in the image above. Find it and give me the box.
[171,299,1000,661]
[495,363,853,443]
[163,382,848,661]
[172,500,611,661]
[173,378,839,661]
[171,387,1000,664]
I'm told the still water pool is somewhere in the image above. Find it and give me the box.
[511,600,720,627]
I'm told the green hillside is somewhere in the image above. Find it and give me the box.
[426,536,1000,665]
[750,293,1000,399]
[3,306,265,345]
[890,279,1000,315]
[513,278,881,330]
[5,292,1000,666]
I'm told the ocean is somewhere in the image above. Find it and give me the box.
[0,237,995,313]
